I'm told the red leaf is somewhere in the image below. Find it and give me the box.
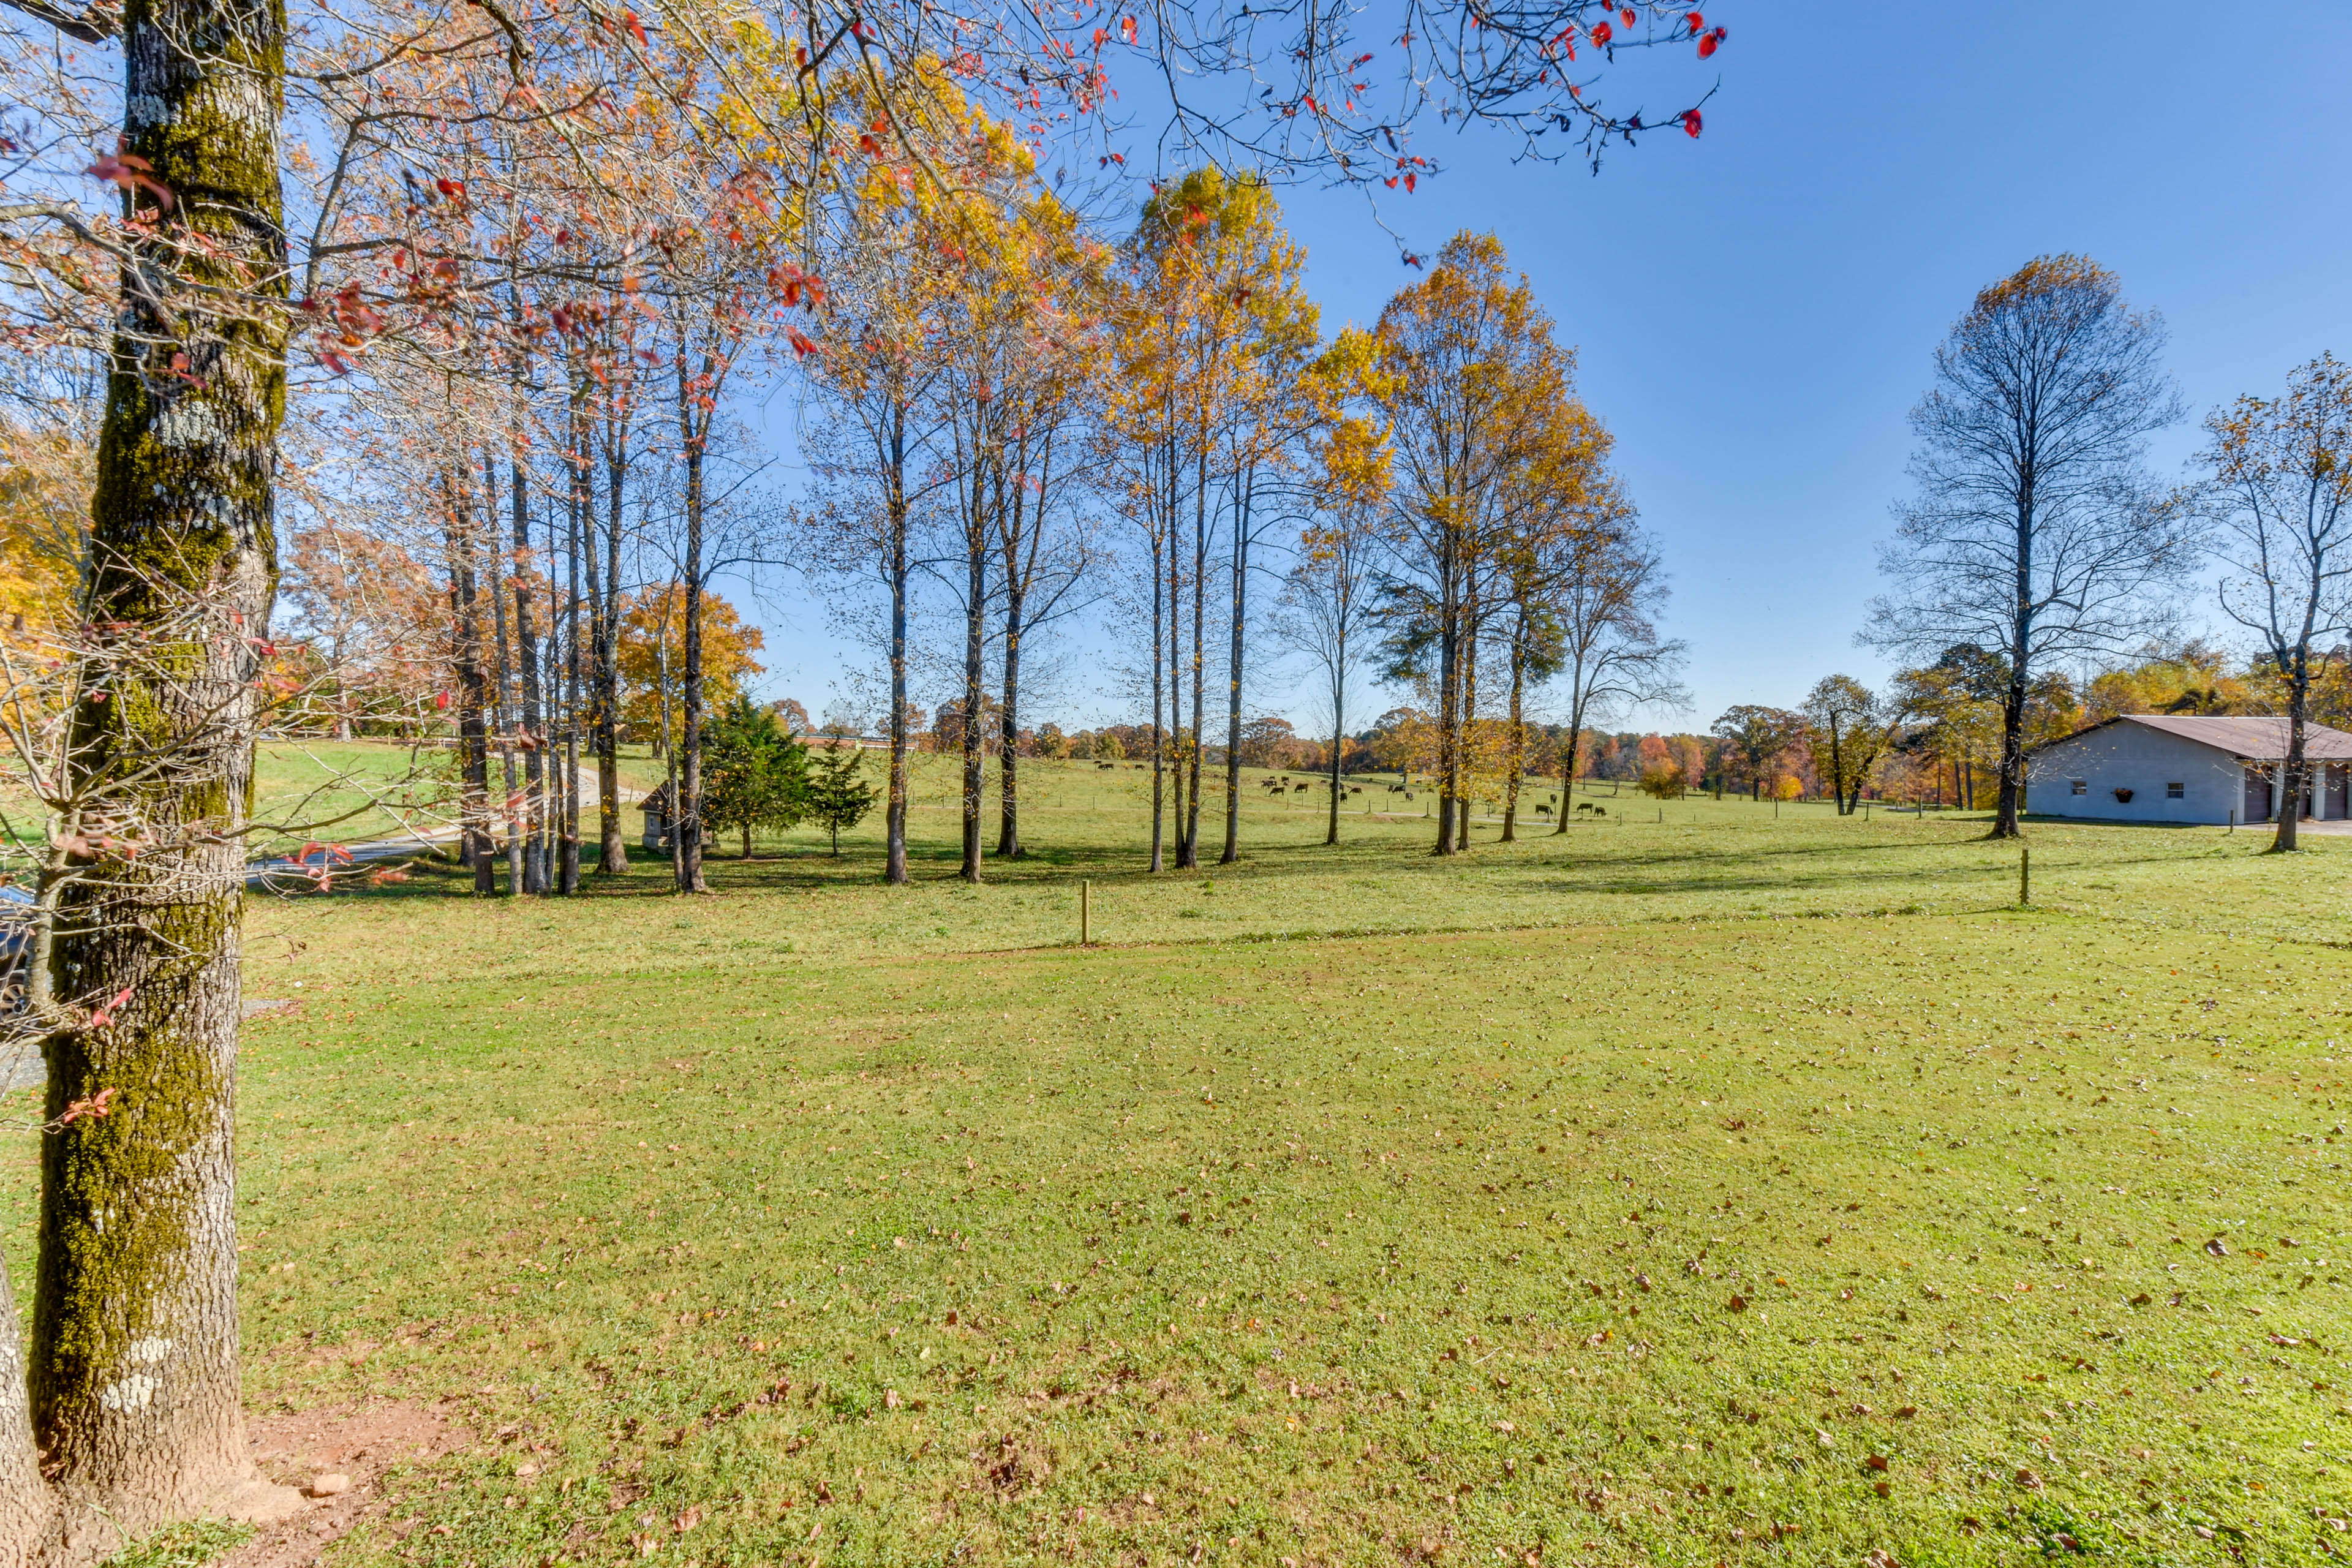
[788,326,821,358]
[55,1084,118,1121]
[1591,19,1612,45]
[623,7,647,45]
[1686,9,1704,31]
[1620,7,1635,26]
[1680,108,1702,137]
[1383,176,1398,188]
[434,689,453,710]
[86,140,174,211]
[1403,171,1416,193]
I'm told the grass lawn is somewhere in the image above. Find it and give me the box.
[245,740,669,856]
[17,758,2351,1567]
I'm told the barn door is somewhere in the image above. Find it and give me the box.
[2244,767,2272,823]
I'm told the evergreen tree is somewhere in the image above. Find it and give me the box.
[809,739,881,854]
[702,697,811,858]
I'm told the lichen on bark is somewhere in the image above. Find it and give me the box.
[33,0,288,1527]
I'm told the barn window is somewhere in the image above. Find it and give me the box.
[2166,782,2184,799]
[2070,779,2087,796]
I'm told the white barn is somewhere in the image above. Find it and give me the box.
[2026,714,2352,825]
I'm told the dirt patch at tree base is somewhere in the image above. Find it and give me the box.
[221,1400,472,1568]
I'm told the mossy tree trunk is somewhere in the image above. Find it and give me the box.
[34,0,292,1531]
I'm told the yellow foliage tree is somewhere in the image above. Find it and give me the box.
[0,423,89,634]
[616,586,765,750]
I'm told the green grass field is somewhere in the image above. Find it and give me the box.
[243,739,671,856]
[18,757,2352,1567]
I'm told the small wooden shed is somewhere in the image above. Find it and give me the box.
[636,782,710,851]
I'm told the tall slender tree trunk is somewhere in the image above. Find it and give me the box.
[447,483,497,891]
[1991,488,2035,840]
[559,404,584,894]
[1182,448,1207,869]
[593,408,628,873]
[677,413,707,894]
[1553,674,1584,836]
[957,466,989,884]
[485,463,524,895]
[1433,548,1459,856]
[997,593,1024,861]
[510,447,548,894]
[663,673,682,889]
[1167,446,1187,869]
[1501,620,1525,843]
[32,0,303,1528]
[884,407,912,886]
[997,439,1028,861]
[1325,633,1346,849]
[1148,455,1166,875]
[1457,590,1479,853]
[1221,471,1250,865]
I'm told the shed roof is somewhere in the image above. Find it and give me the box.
[2037,713,2352,762]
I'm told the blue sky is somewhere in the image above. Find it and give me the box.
[742,2,2352,733]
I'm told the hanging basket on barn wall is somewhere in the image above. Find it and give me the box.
[2112,787,2135,803]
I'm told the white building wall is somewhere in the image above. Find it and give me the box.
[2025,725,2242,824]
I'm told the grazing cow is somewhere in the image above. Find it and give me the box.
[1536,802,1552,816]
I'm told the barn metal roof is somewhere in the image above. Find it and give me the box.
[2037,714,2352,762]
